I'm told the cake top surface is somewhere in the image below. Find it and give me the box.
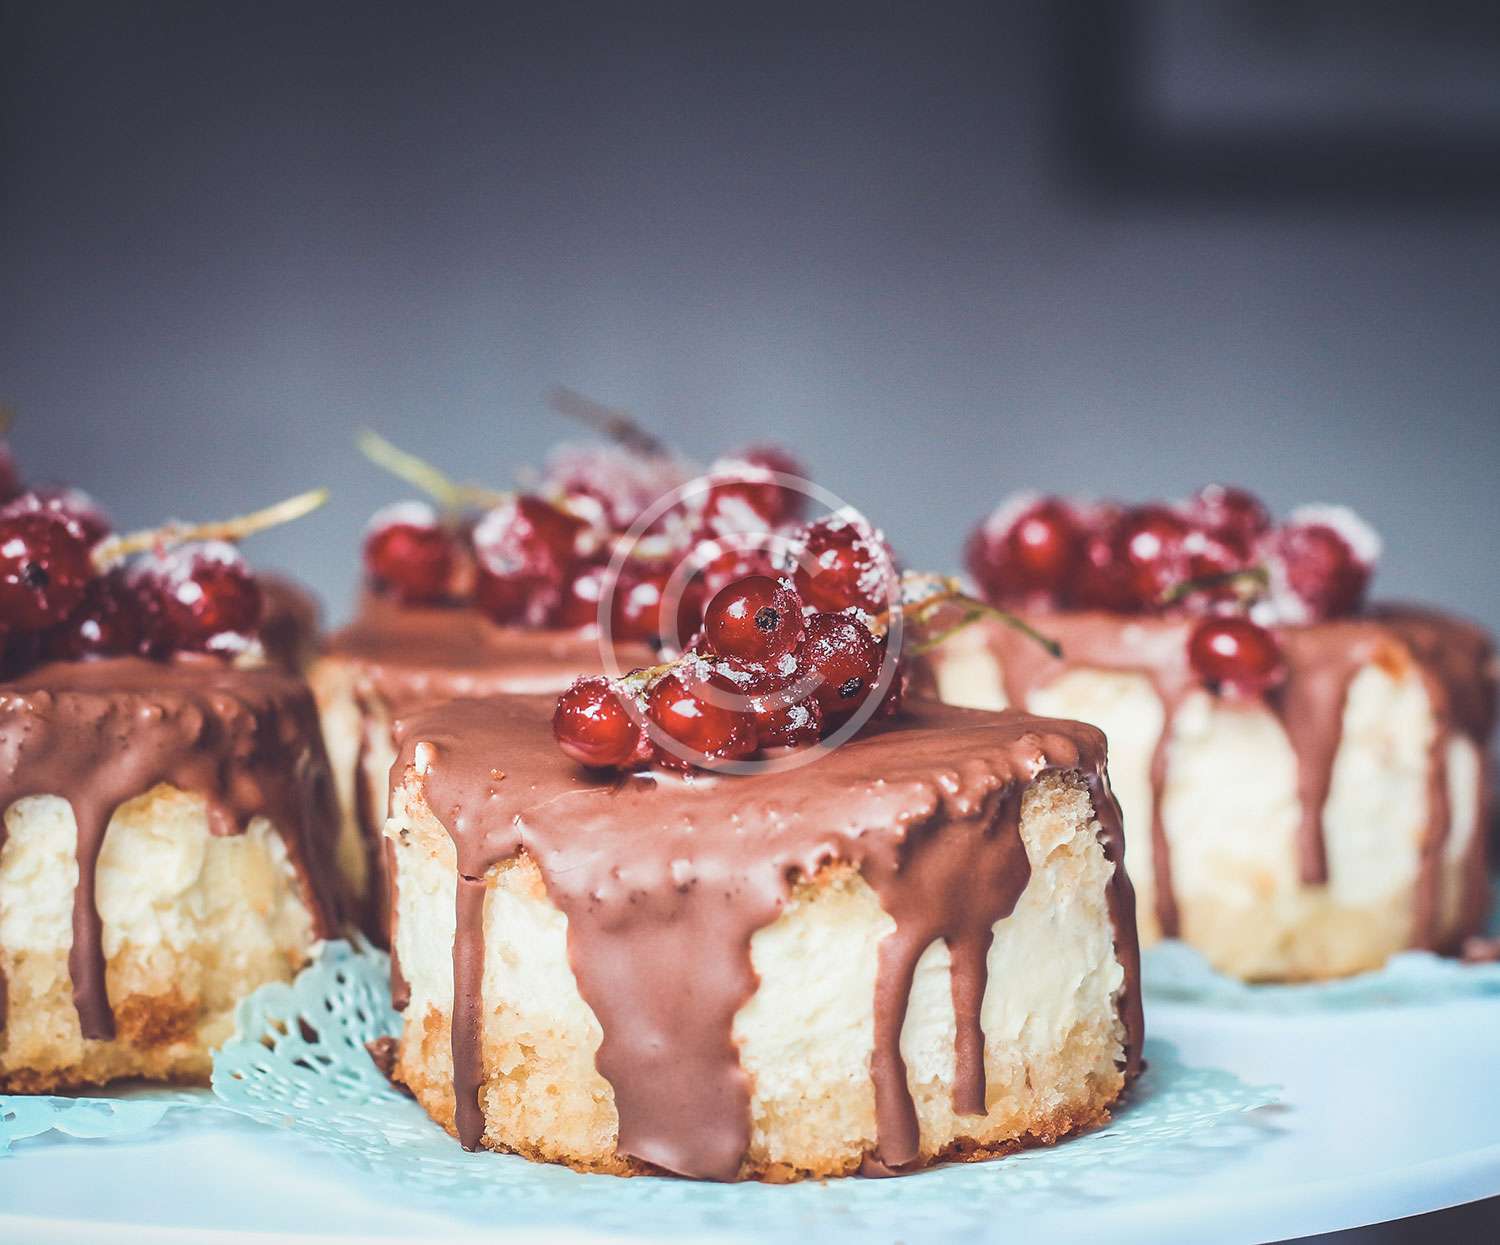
[0,652,313,710]
[326,598,654,699]
[394,694,1111,878]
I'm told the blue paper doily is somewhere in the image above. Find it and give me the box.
[210,941,1280,1237]
[1142,879,1500,1011]
[1,1086,208,1155]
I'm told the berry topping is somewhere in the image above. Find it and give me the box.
[646,667,758,765]
[752,689,824,748]
[700,445,808,534]
[140,540,263,654]
[794,611,884,721]
[1188,616,1285,696]
[2,486,113,547]
[608,561,675,645]
[44,569,144,661]
[1184,484,1271,554]
[789,512,896,615]
[0,511,94,629]
[1112,505,1193,609]
[965,495,1082,604]
[471,495,585,626]
[966,487,1381,626]
[363,501,456,605]
[553,676,641,768]
[1267,506,1380,622]
[703,575,804,663]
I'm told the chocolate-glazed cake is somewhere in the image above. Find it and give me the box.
[0,658,339,1091]
[934,489,1498,980]
[309,598,653,930]
[382,695,1142,1181]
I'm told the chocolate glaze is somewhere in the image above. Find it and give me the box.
[324,600,653,958]
[0,657,339,1041]
[391,695,1143,1180]
[934,605,1496,945]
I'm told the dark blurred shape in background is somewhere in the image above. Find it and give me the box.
[1,0,1497,632]
[1058,1,1500,201]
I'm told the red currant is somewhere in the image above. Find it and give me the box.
[965,495,1081,605]
[364,502,456,604]
[44,569,143,660]
[701,446,808,534]
[1068,505,1133,611]
[472,495,585,626]
[143,541,263,654]
[752,690,824,748]
[1184,485,1270,555]
[789,513,896,614]
[1187,616,1284,695]
[0,511,94,629]
[608,561,674,644]
[703,575,804,663]
[555,557,609,629]
[793,611,883,721]
[553,676,641,768]
[646,667,758,764]
[1270,514,1375,621]
[1,486,113,547]
[1112,505,1193,609]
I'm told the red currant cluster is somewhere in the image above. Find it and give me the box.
[552,513,901,771]
[965,486,1381,697]
[363,443,817,645]
[0,458,309,676]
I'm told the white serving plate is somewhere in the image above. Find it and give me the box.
[3,988,1497,1244]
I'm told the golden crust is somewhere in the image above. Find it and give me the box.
[389,1003,1122,1181]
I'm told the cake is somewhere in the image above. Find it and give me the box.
[257,572,323,672]
[0,659,339,1091]
[923,488,1497,980]
[382,694,1142,1180]
[0,482,340,1091]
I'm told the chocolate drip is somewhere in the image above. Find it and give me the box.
[944,606,1496,949]
[394,696,1142,1180]
[974,613,1195,938]
[451,874,488,1150]
[0,658,339,1040]
[863,785,1030,1169]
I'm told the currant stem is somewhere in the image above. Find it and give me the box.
[1160,565,1270,606]
[357,429,508,512]
[546,386,669,457]
[0,403,14,437]
[897,576,1063,659]
[92,487,330,570]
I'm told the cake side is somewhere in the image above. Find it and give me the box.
[0,787,316,1090]
[923,607,1496,978]
[383,695,1141,1181]
[0,658,340,1090]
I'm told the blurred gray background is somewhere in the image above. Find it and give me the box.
[2,0,1498,638]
